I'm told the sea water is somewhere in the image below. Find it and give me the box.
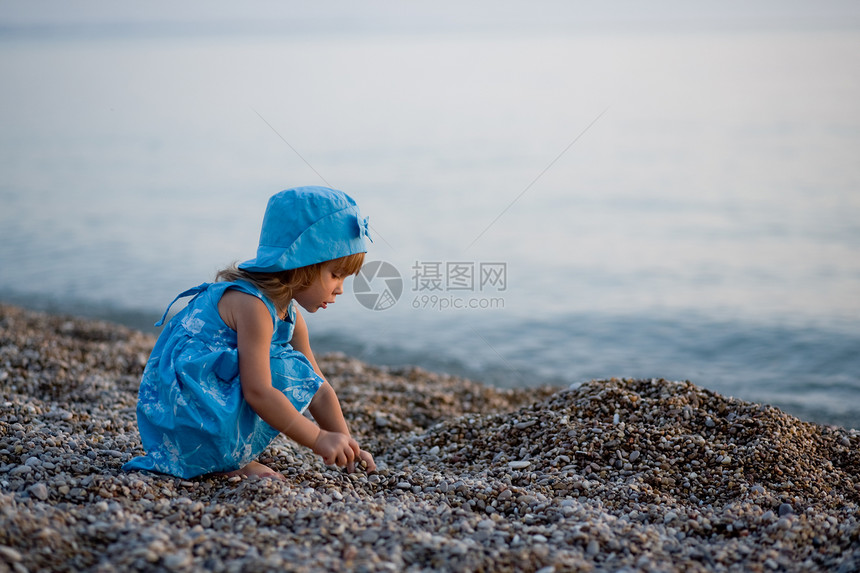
[1,13,858,428]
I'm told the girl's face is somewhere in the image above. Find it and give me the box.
[293,261,346,313]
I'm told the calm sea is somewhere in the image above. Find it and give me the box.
[1,12,858,428]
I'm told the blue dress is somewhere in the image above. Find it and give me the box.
[123,281,323,479]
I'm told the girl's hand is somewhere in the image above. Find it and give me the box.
[349,449,376,473]
[312,430,360,467]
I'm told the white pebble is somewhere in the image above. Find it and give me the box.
[0,546,22,562]
[28,483,49,501]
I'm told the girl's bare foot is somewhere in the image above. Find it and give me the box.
[221,461,285,481]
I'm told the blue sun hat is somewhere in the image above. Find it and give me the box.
[238,186,371,273]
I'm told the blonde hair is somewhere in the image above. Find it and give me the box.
[216,252,365,317]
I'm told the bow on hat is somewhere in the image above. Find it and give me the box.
[357,214,373,243]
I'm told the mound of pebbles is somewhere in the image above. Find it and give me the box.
[1,303,858,572]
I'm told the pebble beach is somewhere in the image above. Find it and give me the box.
[1,303,858,572]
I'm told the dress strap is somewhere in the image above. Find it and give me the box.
[155,283,211,327]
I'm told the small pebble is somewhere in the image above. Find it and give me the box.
[0,546,23,562]
[27,483,49,501]
[10,465,32,476]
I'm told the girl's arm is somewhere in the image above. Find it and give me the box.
[290,309,349,434]
[291,307,376,471]
[219,290,358,467]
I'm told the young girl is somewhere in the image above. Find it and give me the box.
[124,186,376,480]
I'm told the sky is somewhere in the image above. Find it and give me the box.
[2,0,859,36]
